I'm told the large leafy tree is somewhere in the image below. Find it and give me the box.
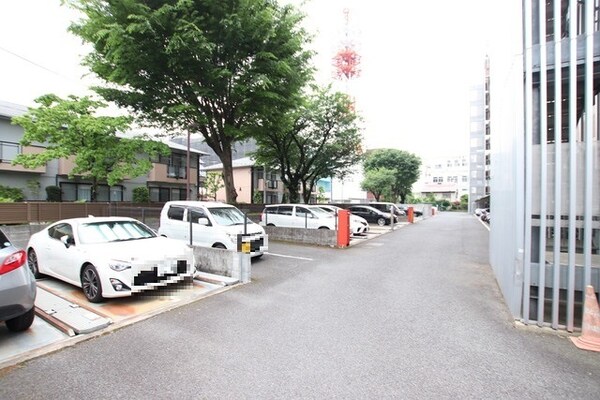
[12,94,170,201]
[360,168,396,202]
[67,0,314,203]
[363,148,421,203]
[254,86,363,204]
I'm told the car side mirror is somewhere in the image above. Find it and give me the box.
[196,217,209,226]
[60,235,74,248]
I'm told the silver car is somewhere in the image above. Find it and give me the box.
[0,228,36,332]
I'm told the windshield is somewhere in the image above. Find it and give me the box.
[209,207,247,226]
[78,220,156,244]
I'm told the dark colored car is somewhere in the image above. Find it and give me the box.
[346,205,393,226]
[397,204,423,217]
[0,228,36,332]
[358,202,404,219]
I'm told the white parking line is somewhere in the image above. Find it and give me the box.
[264,252,314,261]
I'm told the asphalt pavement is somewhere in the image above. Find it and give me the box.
[1,212,599,399]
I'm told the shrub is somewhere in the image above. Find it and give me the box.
[133,186,150,203]
[252,191,264,204]
[0,185,25,202]
[45,185,62,202]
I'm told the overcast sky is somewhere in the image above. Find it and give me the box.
[0,0,509,162]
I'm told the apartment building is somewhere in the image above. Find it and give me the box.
[469,57,491,212]
[414,155,469,202]
[0,100,205,202]
[202,157,284,204]
[490,0,600,331]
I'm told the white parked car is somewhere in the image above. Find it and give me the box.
[317,205,369,235]
[260,204,337,230]
[26,217,195,303]
[158,201,267,257]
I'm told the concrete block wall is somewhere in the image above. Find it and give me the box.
[264,226,337,247]
[192,246,251,282]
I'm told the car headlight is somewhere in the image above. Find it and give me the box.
[109,261,131,272]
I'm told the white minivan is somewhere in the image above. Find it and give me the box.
[158,201,267,257]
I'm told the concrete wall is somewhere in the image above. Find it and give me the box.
[264,226,337,247]
[192,246,250,281]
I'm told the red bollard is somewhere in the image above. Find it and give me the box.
[407,207,414,223]
[337,209,350,247]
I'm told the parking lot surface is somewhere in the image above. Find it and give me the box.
[1,213,598,399]
[0,218,403,369]
[0,275,228,369]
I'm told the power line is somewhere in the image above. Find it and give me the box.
[0,45,75,81]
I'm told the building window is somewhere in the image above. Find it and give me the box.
[59,182,122,201]
[110,187,123,202]
[150,187,172,202]
[165,153,187,179]
[433,177,443,183]
[150,186,185,202]
[447,176,458,183]
[462,176,468,182]
[266,193,279,204]
[0,141,20,162]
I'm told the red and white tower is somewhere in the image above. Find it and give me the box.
[332,8,361,111]
[333,8,361,81]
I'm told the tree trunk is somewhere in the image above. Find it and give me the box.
[301,180,313,204]
[202,130,238,204]
[91,177,98,202]
[285,180,301,203]
[220,147,238,203]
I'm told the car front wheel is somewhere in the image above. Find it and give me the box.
[81,264,104,303]
[377,217,386,226]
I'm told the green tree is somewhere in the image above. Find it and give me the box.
[204,172,224,200]
[12,94,170,201]
[460,193,468,210]
[254,86,362,203]
[252,191,264,204]
[133,186,151,203]
[363,148,421,204]
[360,168,396,202]
[67,0,314,204]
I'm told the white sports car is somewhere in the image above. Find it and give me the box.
[26,216,194,303]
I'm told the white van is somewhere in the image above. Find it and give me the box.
[259,204,337,230]
[158,201,267,257]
